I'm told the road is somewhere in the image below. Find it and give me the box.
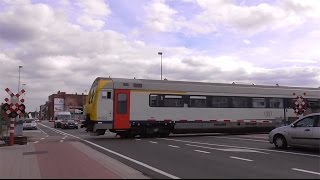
[28,121,320,179]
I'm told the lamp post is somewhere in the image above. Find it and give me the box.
[158,52,162,80]
[18,66,23,92]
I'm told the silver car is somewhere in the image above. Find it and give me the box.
[269,113,320,149]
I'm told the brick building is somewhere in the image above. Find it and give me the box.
[46,91,87,120]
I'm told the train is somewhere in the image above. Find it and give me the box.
[83,77,320,138]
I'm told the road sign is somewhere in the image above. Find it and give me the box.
[293,95,309,115]
[3,88,26,118]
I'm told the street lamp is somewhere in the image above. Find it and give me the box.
[158,52,162,80]
[18,66,23,92]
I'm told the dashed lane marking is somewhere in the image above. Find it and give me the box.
[168,145,180,148]
[230,156,253,162]
[194,150,210,154]
[292,168,320,176]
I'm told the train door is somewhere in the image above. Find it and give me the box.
[113,89,130,129]
[99,89,114,121]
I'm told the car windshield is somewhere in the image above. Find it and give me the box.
[25,119,34,123]
[57,115,71,120]
[67,120,75,123]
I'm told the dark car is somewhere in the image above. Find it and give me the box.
[54,120,63,128]
[61,120,78,129]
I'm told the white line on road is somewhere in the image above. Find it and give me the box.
[292,168,320,176]
[135,139,141,141]
[159,138,320,158]
[212,136,269,143]
[230,156,253,162]
[149,141,158,144]
[194,150,211,154]
[168,145,180,148]
[39,123,180,179]
[62,136,67,140]
[60,140,64,143]
[38,127,49,136]
[40,138,45,140]
[185,144,268,154]
[34,141,39,144]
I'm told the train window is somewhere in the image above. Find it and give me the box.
[150,95,160,107]
[164,95,183,107]
[270,98,283,108]
[232,97,249,108]
[252,98,266,108]
[107,92,112,99]
[101,91,107,99]
[211,97,228,108]
[117,94,127,114]
[189,96,207,108]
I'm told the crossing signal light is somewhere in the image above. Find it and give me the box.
[10,111,18,118]
[2,103,10,111]
[19,104,26,113]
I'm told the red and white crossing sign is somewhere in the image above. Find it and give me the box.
[293,95,309,115]
[2,88,26,118]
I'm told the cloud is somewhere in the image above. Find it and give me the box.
[0,0,319,112]
[143,0,320,36]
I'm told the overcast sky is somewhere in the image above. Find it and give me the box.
[0,0,319,112]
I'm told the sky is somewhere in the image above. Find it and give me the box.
[0,0,319,112]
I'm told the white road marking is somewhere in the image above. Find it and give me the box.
[60,140,64,143]
[194,150,210,154]
[149,141,158,144]
[40,138,45,140]
[186,144,268,154]
[38,127,49,136]
[168,145,180,148]
[46,135,49,137]
[34,141,39,144]
[39,123,180,179]
[292,168,320,176]
[62,136,67,140]
[212,136,269,143]
[160,138,320,158]
[230,156,253,162]
[135,139,141,141]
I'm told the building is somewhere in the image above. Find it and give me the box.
[46,91,87,120]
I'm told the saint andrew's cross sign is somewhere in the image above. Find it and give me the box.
[2,88,26,118]
[293,95,309,115]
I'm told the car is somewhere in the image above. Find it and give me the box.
[61,120,78,129]
[54,120,63,128]
[23,119,37,130]
[269,113,320,149]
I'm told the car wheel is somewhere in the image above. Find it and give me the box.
[273,134,287,149]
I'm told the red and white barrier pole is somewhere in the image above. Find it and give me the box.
[9,117,14,146]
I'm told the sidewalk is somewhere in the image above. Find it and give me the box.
[0,141,149,179]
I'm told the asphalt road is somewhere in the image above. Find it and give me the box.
[35,121,320,179]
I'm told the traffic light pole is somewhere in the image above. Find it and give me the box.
[9,118,14,146]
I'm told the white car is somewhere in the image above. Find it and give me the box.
[269,113,320,149]
[23,119,38,130]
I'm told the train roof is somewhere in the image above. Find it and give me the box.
[94,77,320,98]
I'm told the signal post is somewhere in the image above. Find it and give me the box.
[2,88,26,146]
